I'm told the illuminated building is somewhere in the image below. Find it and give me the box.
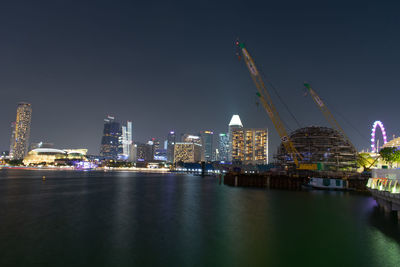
[63,149,88,159]
[232,128,268,164]
[382,137,400,149]
[136,143,153,162]
[119,121,133,160]
[181,134,202,145]
[23,148,87,165]
[150,138,160,160]
[100,116,121,160]
[200,131,214,162]
[167,131,176,163]
[10,103,32,159]
[218,133,229,161]
[173,142,202,163]
[9,122,15,158]
[228,115,243,161]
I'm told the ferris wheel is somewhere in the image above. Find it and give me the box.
[371,121,387,153]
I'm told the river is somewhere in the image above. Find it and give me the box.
[0,169,399,266]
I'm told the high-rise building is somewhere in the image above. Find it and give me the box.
[173,142,202,163]
[100,116,121,160]
[10,103,32,159]
[166,131,176,163]
[228,115,243,161]
[200,131,214,162]
[232,128,268,164]
[119,121,133,160]
[136,143,153,162]
[9,122,16,157]
[218,133,229,161]
[181,134,202,145]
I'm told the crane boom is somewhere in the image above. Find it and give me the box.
[304,83,353,146]
[236,41,303,167]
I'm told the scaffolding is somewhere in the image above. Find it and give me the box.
[276,126,357,171]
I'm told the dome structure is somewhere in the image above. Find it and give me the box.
[276,126,357,171]
[23,148,67,165]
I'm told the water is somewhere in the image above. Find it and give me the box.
[0,169,399,267]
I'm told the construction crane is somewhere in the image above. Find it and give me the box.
[236,40,303,167]
[303,83,354,146]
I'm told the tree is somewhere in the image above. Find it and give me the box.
[7,159,23,166]
[379,147,400,167]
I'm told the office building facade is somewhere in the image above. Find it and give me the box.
[228,115,243,161]
[173,142,202,163]
[166,131,176,163]
[10,103,32,159]
[232,128,268,164]
[100,116,121,160]
[218,133,229,161]
[119,120,133,160]
[200,131,214,162]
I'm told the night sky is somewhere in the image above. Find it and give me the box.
[1,0,399,155]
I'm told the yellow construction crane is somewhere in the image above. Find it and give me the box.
[303,83,353,146]
[236,40,303,167]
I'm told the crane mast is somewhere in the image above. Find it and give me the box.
[304,83,353,146]
[236,41,303,167]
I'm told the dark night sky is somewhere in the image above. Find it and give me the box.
[1,0,399,155]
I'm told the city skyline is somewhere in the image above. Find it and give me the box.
[1,0,399,155]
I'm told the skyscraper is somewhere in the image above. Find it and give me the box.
[200,131,214,162]
[10,103,32,159]
[166,131,176,163]
[119,120,133,160]
[228,114,243,161]
[232,128,268,164]
[181,134,202,144]
[9,122,16,158]
[218,133,229,161]
[173,142,202,163]
[148,138,160,160]
[136,143,153,162]
[100,116,121,160]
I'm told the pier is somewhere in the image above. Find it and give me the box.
[224,173,369,191]
[367,178,400,220]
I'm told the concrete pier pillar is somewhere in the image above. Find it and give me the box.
[234,176,238,187]
[398,211,400,221]
[383,204,391,214]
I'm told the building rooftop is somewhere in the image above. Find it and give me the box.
[229,115,243,127]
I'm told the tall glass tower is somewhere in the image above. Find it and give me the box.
[120,121,133,160]
[200,131,214,162]
[100,116,121,160]
[10,103,32,160]
[166,131,176,163]
[218,133,229,161]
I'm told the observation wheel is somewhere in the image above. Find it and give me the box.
[371,121,387,152]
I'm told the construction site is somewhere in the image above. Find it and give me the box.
[226,40,367,190]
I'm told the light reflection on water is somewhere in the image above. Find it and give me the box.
[0,169,399,267]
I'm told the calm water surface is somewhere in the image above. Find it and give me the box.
[0,169,399,266]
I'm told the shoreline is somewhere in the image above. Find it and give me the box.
[0,165,172,173]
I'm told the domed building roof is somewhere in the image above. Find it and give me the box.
[30,148,67,155]
[276,126,357,170]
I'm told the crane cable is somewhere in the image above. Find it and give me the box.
[310,89,370,144]
[258,68,302,131]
